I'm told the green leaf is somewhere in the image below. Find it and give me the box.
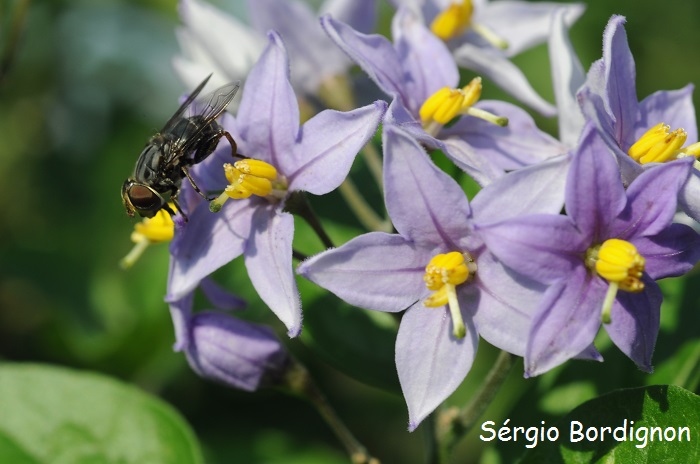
[0,363,203,464]
[538,381,598,416]
[520,385,700,464]
[648,339,700,391]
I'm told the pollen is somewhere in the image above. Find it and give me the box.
[424,251,470,291]
[430,0,473,41]
[423,252,473,339]
[121,207,175,269]
[419,78,507,136]
[628,123,689,164]
[595,239,645,292]
[210,159,282,212]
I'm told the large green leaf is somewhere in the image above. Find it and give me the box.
[520,385,700,463]
[0,363,203,464]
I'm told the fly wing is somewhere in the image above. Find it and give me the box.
[192,81,240,125]
[159,74,212,135]
[162,80,241,166]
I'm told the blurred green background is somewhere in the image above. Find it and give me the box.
[1,0,700,463]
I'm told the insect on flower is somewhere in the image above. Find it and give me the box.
[122,74,240,220]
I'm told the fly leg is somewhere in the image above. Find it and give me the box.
[181,166,215,201]
[168,198,189,222]
[160,183,189,222]
[222,131,247,159]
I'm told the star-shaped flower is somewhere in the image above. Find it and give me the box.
[174,0,265,93]
[323,8,566,185]
[167,31,386,337]
[477,129,700,377]
[578,15,700,222]
[298,123,564,430]
[174,0,376,99]
[388,0,584,116]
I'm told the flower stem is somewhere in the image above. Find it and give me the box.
[316,74,388,227]
[338,179,392,232]
[318,74,356,112]
[435,350,515,460]
[292,249,308,261]
[0,0,29,83]
[361,141,384,193]
[282,360,380,464]
[285,191,335,249]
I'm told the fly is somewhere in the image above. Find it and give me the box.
[122,74,240,220]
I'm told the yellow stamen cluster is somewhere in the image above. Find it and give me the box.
[430,0,508,48]
[595,239,645,292]
[628,123,687,163]
[419,78,507,136]
[224,159,278,199]
[420,79,482,126]
[121,207,175,269]
[430,0,473,41]
[628,122,700,164]
[210,159,282,212]
[423,251,472,338]
[586,238,646,324]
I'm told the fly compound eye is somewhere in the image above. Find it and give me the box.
[128,184,162,217]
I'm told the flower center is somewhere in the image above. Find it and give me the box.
[430,1,473,41]
[121,207,175,269]
[209,159,287,212]
[586,239,645,323]
[422,251,476,339]
[430,0,508,48]
[628,122,700,164]
[419,78,508,136]
[595,239,645,291]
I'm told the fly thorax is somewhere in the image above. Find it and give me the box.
[209,159,288,212]
[419,78,508,137]
[422,251,477,339]
[585,239,645,323]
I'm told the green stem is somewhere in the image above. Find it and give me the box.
[285,192,335,249]
[338,179,392,233]
[361,141,384,193]
[318,74,356,112]
[283,360,380,464]
[316,74,389,231]
[0,0,29,84]
[435,351,515,460]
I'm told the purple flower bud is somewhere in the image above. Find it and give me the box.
[186,311,289,392]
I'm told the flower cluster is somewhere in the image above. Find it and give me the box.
[123,0,700,435]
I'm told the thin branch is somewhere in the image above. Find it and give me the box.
[435,351,515,460]
[282,360,381,464]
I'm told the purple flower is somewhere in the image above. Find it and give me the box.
[297,124,565,431]
[578,15,700,222]
[174,0,375,98]
[168,31,386,337]
[247,0,376,97]
[477,129,700,377]
[167,278,289,392]
[174,0,266,93]
[323,8,565,185]
[389,0,584,116]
